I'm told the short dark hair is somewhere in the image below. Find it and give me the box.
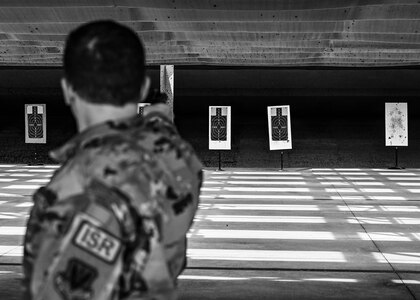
[63,20,146,106]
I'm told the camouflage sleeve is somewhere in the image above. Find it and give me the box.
[23,178,140,300]
[22,155,95,299]
[22,186,58,299]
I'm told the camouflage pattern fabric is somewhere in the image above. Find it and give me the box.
[23,104,203,300]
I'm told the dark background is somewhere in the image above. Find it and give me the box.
[0,67,419,167]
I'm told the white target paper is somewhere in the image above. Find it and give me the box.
[209,106,231,150]
[267,105,292,150]
[25,104,46,144]
[137,103,151,117]
[385,103,408,146]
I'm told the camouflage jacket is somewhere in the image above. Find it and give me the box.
[23,105,203,299]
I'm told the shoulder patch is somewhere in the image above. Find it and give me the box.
[73,220,122,263]
[55,258,98,300]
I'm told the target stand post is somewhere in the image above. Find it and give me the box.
[29,150,43,166]
[267,106,292,172]
[280,151,284,171]
[28,144,44,166]
[388,146,404,170]
[209,106,231,172]
[218,151,224,171]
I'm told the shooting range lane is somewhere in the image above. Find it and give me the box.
[0,166,419,299]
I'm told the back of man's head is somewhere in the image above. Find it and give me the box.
[63,20,145,106]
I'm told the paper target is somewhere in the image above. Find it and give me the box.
[211,108,227,141]
[28,106,44,139]
[209,106,231,150]
[25,104,46,144]
[385,103,408,146]
[267,105,292,150]
[271,107,289,141]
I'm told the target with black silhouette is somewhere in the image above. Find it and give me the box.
[211,108,227,141]
[25,104,46,144]
[28,106,43,138]
[267,105,292,150]
[271,108,288,141]
[209,106,231,150]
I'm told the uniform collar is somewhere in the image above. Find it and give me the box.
[49,104,172,163]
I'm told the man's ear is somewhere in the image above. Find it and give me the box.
[139,76,151,102]
[61,78,72,106]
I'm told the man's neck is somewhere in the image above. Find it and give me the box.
[76,100,138,132]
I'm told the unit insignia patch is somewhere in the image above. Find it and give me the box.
[55,258,98,300]
[73,220,122,263]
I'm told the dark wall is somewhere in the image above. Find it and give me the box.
[0,68,419,167]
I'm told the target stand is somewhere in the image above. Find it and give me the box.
[280,151,285,171]
[267,106,292,171]
[25,104,46,165]
[29,146,43,166]
[388,147,405,170]
[218,151,223,171]
[209,106,231,171]
[385,103,407,170]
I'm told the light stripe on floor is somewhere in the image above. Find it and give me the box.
[0,213,23,219]
[361,232,420,242]
[338,205,420,212]
[179,275,248,281]
[26,179,49,183]
[16,202,33,207]
[368,196,407,201]
[0,227,25,235]
[0,215,16,220]
[345,177,375,180]
[397,183,420,186]
[201,215,326,223]
[320,182,350,186]
[380,173,416,176]
[231,172,302,175]
[330,196,407,201]
[2,185,41,189]
[224,187,310,192]
[338,172,369,175]
[212,195,314,200]
[374,252,420,264]
[408,189,420,193]
[187,249,347,262]
[0,193,23,198]
[199,204,320,211]
[0,246,22,256]
[190,229,336,240]
[224,181,307,185]
[352,182,385,186]
[387,177,420,181]
[0,247,348,263]
[347,217,420,225]
[229,176,305,180]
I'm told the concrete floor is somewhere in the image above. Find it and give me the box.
[0,165,419,299]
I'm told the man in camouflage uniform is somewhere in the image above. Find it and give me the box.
[23,20,202,300]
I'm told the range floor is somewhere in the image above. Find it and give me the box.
[0,165,419,299]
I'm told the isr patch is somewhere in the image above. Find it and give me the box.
[73,220,122,263]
